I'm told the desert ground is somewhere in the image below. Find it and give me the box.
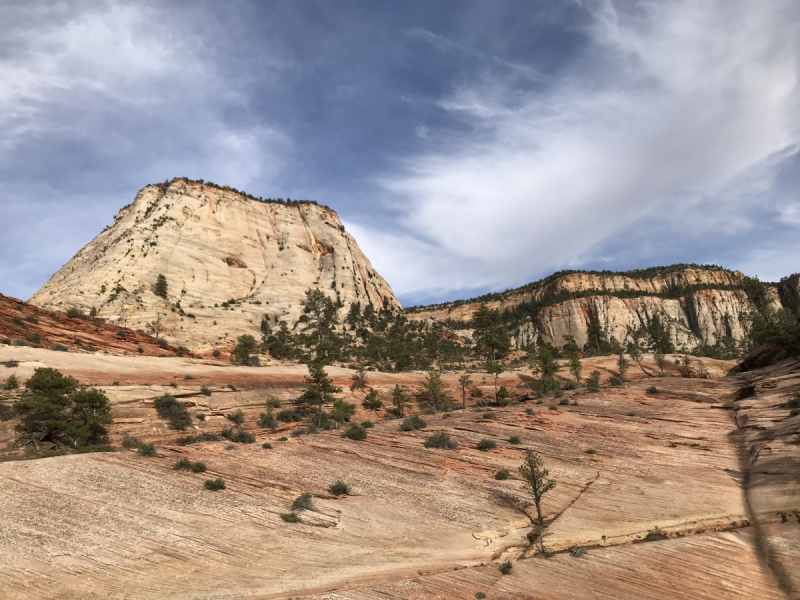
[1,348,798,599]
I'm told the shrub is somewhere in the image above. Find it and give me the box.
[220,426,255,444]
[176,432,221,445]
[3,374,19,390]
[174,458,193,470]
[196,412,206,421]
[291,427,307,438]
[477,438,497,451]
[204,478,225,491]
[483,411,496,419]
[51,343,69,352]
[554,388,563,398]
[646,386,659,394]
[609,376,624,387]
[259,411,278,429]
[587,370,601,392]
[641,527,668,542]
[212,349,221,357]
[342,423,367,440]
[791,408,800,417]
[184,374,193,380]
[265,395,281,409]
[157,338,168,348]
[562,380,579,390]
[495,468,510,480]
[424,432,459,449]
[11,339,28,347]
[361,420,374,428]
[525,408,535,416]
[112,381,120,386]
[262,442,272,449]
[154,395,192,430]
[0,337,10,345]
[277,409,303,423]
[292,492,314,511]
[586,449,596,455]
[0,404,15,421]
[66,307,87,320]
[559,398,569,406]
[509,435,522,445]
[138,442,156,457]
[499,560,513,575]
[280,512,300,523]
[226,409,245,426]
[548,405,558,411]
[399,415,427,431]
[191,461,207,473]
[122,434,142,449]
[328,480,351,495]
[476,594,486,600]
[627,411,636,417]
[24,315,38,324]
[278,436,288,441]
[26,333,41,345]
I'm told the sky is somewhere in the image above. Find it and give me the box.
[1,0,799,307]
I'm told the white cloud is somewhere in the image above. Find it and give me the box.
[364,0,800,299]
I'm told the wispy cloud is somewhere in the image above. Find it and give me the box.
[359,0,800,301]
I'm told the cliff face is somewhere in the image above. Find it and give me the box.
[409,268,785,351]
[29,180,400,350]
[407,268,746,323]
[515,289,758,351]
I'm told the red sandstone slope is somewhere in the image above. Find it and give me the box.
[0,293,197,358]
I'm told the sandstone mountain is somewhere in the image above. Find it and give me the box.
[30,179,400,351]
[408,266,795,352]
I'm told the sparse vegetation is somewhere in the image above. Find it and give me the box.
[204,478,225,491]
[424,431,459,449]
[259,410,278,430]
[3,374,19,390]
[646,386,659,394]
[200,386,212,396]
[176,432,222,445]
[174,458,206,472]
[292,493,314,511]
[509,435,522,445]
[477,438,497,451]
[153,394,192,430]
[262,442,272,449]
[495,468,510,480]
[483,411,496,419]
[587,370,601,392]
[138,442,156,457]
[66,307,87,320]
[499,560,513,575]
[220,427,255,444]
[328,480,350,495]
[399,414,427,431]
[281,512,300,523]
[0,404,15,421]
[226,409,245,426]
[342,423,367,440]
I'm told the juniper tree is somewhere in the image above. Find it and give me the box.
[472,304,511,360]
[231,334,258,365]
[298,289,342,363]
[12,368,111,448]
[421,369,448,412]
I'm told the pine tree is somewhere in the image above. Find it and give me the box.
[154,274,168,299]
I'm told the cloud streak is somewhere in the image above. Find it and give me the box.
[357,0,800,301]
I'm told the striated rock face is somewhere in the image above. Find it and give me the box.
[409,267,786,351]
[29,180,400,350]
[408,268,747,323]
[516,289,757,350]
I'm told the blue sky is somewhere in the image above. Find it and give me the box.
[1,0,799,307]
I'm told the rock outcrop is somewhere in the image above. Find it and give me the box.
[408,267,787,351]
[29,179,400,350]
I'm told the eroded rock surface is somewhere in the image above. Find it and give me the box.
[29,180,399,351]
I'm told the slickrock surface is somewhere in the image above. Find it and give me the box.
[29,179,399,351]
[0,293,192,358]
[0,348,798,599]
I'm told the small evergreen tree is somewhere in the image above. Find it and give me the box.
[486,361,505,405]
[617,351,629,380]
[392,384,410,415]
[154,275,168,299]
[362,387,382,410]
[231,334,258,366]
[12,368,111,448]
[568,353,582,383]
[458,374,472,409]
[518,449,556,526]
[299,361,342,427]
[421,369,448,412]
